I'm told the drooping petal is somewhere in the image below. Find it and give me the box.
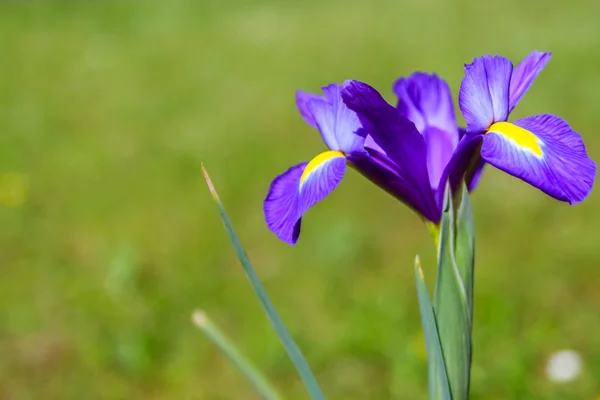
[509,51,551,112]
[298,151,347,210]
[264,151,347,244]
[321,84,366,154]
[459,55,513,134]
[296,90,323,129]
[341,80,439,220]
[394,73,460,189]
[264,162,306,244]
[481,115,596,204]
[348,150,441,222]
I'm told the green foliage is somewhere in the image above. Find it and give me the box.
[202,166,325,399]
[432,186,474,399]
[192,310,283,400]
[414,257,452,400]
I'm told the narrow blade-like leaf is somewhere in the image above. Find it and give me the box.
[202,165,326,400]
[455,185,475,316]
[433,184,474,400]
[192,310,283,400]
[415,256,453,400]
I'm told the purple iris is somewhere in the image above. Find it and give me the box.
[264,51,596,245]
[264,76,458,244]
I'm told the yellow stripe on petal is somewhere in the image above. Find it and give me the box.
[487,122,544,157]
[300,150,345,186]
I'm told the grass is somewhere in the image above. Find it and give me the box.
[0,0,599,398]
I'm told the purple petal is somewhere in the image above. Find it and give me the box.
[305,95,338,150]
[423,127,459,190]
[457,127,486,190]
[341,80,438,220]
[321,84,366,154]
[364,134,385,154]
[459,55,513,134]
[394,73,460,189]
[348,150,441,222]
[394,72,458,136]
[264,152,347,244]
[509,51,551,112]
[298,84,366,154]
[298,151,347,210]
[466,159,486,191]
[264,162,306,244]
[436,134,484,208]
[481,115,596,204]
[296,90,323,129]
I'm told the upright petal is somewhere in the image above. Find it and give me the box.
[342,80,438,220]
[509,51,551,112]
[394,73,460,189]
[321,84,366,154]
[298,84,366,154]
[459,55,513,134]
[305,95,339,150]
[394,72,458,136]
[481,115,596,204]
[264,151,347,244]
[424,126,459,190]
[296,90,323,129]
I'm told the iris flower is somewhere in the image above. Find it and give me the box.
[265,51,596,245]
[264,76,460,244]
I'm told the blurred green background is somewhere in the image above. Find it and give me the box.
[1,0,599,399]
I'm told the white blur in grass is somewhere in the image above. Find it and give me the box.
[545,350,583,383]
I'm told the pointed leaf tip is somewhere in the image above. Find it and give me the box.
[204,170,325,399]
[191,309,208,328]
[201,163,220,201]
[415,255,424,280]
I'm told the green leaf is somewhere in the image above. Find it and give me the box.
[433,184,474,400]
[454,185,475,314]
[192,310,283,400]
[414,256,452,400]
[202,165,326,400]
